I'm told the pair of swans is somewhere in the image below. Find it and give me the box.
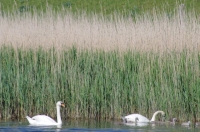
[26,101,65,126]
[26,103,164,126]
[123,110,165,123]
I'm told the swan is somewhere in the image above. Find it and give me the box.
[169,118,177,125]
[128,117,139,124]
[181,121,191,127]
[26,101,65,125]
[150,114,166,124]
[160,118,177,126]
[125,117,149,127]
[196,122,200,126]
[124,110,165,123]
[135,117,139,123]
[125,117,137,125]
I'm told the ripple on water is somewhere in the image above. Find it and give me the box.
[0,120,200,132]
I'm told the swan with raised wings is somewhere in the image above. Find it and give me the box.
[26,101,65,125]
[124,110,165,123]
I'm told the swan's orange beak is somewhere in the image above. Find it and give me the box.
[61,103,65,107]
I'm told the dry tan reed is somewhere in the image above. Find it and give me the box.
[0,8,200,52]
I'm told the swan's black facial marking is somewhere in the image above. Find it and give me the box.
[61,102,65,107]
[125,118,128,123]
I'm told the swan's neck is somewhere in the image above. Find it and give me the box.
[150,111,163,122]
[56,105,62,125]
[172,118,176,124]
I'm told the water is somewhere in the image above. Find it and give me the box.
[0,119,200,132]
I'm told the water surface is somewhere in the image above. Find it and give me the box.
[0,119,199,132]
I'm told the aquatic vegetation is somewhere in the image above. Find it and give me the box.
[0,5,200,121]
[0,46,200,121]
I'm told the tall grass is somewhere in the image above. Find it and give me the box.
[1,47,200,121]
[0,5,200,52]
[1,0,200,15]
[0,6,200,122]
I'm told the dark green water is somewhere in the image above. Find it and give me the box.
[0,119,199,132]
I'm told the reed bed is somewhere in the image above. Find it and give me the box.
[0,6,200,52]
[0,7,200,122]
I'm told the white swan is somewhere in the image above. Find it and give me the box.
[125,117,149,127]
[26,101,65,125]
[124,110,165,123]
[181,121,191,127]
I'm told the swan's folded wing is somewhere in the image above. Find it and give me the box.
[32,115,57,124]
[125,114,150,123]
[26,116,38,125]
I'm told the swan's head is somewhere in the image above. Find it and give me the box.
[188,121,191,125]
[124,117,139,123]
[172,118,177,122]
[160,111,165,119]
[160,111,165,116]
[135,117,139,122]
[57,101,65,107]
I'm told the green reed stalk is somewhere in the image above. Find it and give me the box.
[0,46,200,121]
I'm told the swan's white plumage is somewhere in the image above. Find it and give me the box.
[125,117,149,127]
[124,110,165,123]
[125,114,150,123]
[182,121,191,126]
[26,101,65,126]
